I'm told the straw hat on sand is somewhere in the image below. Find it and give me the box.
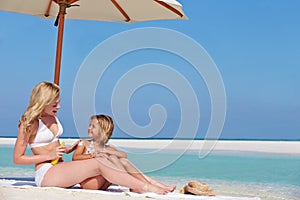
[180,180,216,196]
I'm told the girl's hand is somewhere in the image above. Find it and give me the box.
[96,149,106,154]
[93,151,109,159]
[99,146,127,158]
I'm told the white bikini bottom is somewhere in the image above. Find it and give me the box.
[34,163,53,187]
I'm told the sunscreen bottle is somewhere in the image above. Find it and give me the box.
[51,141,65,165]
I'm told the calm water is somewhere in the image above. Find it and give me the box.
[1,144,300,200]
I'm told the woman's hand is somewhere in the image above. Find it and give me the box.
[50,145,66,160]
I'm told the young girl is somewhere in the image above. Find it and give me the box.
[14,81,169,194]
[73,114,176,192]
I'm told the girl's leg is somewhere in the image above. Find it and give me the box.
[100,179,112,190]
[41,158,168,194]
[80,176,111,190]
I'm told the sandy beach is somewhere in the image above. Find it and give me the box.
[1,138,299,200]
[0,183,143,200]
[0,179,262,200]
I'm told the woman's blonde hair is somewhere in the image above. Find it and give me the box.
[91,114,114,144]
[19,81,60,134]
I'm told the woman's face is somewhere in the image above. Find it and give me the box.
[42,96,61,116]
[88,118,101,140]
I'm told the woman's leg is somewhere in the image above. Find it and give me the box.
[108,156,175,192]
[118,158,176,192]
[108,155,151,184]
[41,158,168,194]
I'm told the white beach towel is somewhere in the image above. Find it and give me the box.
[0,179,260,200]
[127,192,261,200]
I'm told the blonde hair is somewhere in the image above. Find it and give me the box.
[19,81,60,134]
[91,114,114,144]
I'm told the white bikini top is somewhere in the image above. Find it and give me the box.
[29,117,63,148]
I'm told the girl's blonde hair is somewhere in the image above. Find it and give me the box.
[19,81,60,134]
[91,114,114,144]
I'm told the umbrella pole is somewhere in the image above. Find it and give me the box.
[54,1,67,85]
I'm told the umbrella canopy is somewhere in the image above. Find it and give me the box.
[0,0,187,85]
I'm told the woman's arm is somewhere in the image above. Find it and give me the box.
[14,123,54,165]
[72,142,93,160]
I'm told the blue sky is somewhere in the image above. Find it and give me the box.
[0,0,299,140]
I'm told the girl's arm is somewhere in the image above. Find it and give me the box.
[14,123,56,165]
[65,140,81,154]
[104,146,127,158]
[72,141,93,160]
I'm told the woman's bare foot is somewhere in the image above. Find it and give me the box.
[153,184,176,192]
[144,184,169,194]
[165,185,176,192]
[148,180,176,192]
[132,184,169,195]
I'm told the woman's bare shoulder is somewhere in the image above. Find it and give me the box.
[30,120,39,131]
[15,119,39,145]
[25,120,39,143]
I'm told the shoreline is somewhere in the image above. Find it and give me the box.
[1,137,300,155]
[1,138,299,200]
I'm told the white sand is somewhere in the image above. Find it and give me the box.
[1,138,299,200]
[2,138,300,154]
[0,184,141,200]
[111,139,300,155]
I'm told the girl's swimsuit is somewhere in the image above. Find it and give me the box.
[78,140,107,154]
[30,117,63,186]
[78,140,95,154]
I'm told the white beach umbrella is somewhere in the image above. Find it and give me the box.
[0,0,187,85]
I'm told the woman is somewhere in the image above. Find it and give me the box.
[13,81,169,194]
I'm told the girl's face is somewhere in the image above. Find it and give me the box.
[88,118,101,141]
[42,96,60,116]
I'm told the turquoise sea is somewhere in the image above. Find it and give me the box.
[0,140,299,200]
